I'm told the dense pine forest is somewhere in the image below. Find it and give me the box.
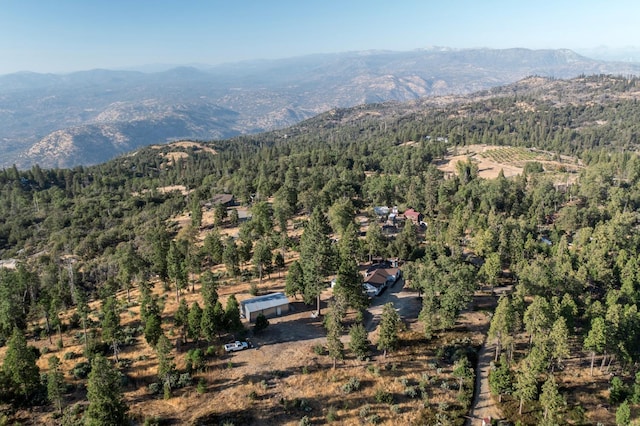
[2,75,640,425]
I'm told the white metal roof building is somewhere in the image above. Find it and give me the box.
[240,292,290,323]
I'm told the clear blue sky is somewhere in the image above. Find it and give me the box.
[0,0,638,75]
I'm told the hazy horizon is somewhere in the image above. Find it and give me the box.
[2,45,640,77]
[1,0,640,75]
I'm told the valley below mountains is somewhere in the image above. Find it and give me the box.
[2,47,640,169]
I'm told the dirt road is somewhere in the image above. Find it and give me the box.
[467,341,502,425]
[465,287,511,425]
[364,278,421,332]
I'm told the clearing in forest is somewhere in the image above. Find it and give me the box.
[436,144,582,180]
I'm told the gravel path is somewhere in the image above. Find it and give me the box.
[465,286,512,426]
[467,341,503,425]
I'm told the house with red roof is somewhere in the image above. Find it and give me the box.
[404,208,423,225]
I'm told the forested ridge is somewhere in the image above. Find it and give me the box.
[2,74,640,424]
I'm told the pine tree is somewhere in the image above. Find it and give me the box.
[47,355,65,414]
[616,400,631,426]
[378,303,400,357]
[540,374,565,424]
[349,322,370,361]
[190,194,203,228]
[523,295,552,347]
[549,316,570,371]
[337,222,361,261]
[156,334,176,399]
[229,208,239,227]
[85,355,128,426]
[254,312,269,333]
[365,222,386,262]
[285,260,304,299]
[225,294,244,333]
[452,356,473,394]
[252,238,273,284]
[328,198,356,236]
[116,242,141,304]
[143,296,163,348]
[325,304,344,369]
[299,207,335,314]
[150,224,170,286]
[222,237,240,277]
[203,230,224,266]
[2,327,40,398]
[75,287,90,353]
[333,256,368,312]
[479,251,501,288]
[167,240,187,302]
[100,296,122,362]
[200,271,219,307]
[488,295,513,362]
[631,371,640,404]
[188,302,203,343]
[489,355,513,403]
[201,300,225,342]
[515,367,537,415]
[200,303,217,343]
[584,316,607,376]
[174,298,189,344]
[213,203,228,226]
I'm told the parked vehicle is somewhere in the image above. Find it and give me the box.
[224,341,249,352]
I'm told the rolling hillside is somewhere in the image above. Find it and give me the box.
[2,48,640,168]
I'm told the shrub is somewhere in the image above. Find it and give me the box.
[342,377,361,394]
[254,313,269,333]
[143,416,166,426]
[368,414,381,424]
[367,364,380,376]
[249,282,258,296]
[247,390,258,400]
[63,351,77,360]
[84,339,109,359]
[359,404,371,418]
[68,312,81,329]
[72,361,91,379]
[523,161,544,174]
[326,406,337,422]
[299,416,311,426]
[610,376,628,404]
[374,388,394,404]
[187,348,205,371]
[196,378,206,394]
[148,382,161,395]
[313,344,325,355]
[404,385,418,399]
[176,373,192,388]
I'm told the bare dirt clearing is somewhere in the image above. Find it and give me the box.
[436,144,582,180]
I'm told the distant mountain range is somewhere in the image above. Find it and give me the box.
[2,47,640,169]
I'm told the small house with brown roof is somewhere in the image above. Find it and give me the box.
[362,265,402,296]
